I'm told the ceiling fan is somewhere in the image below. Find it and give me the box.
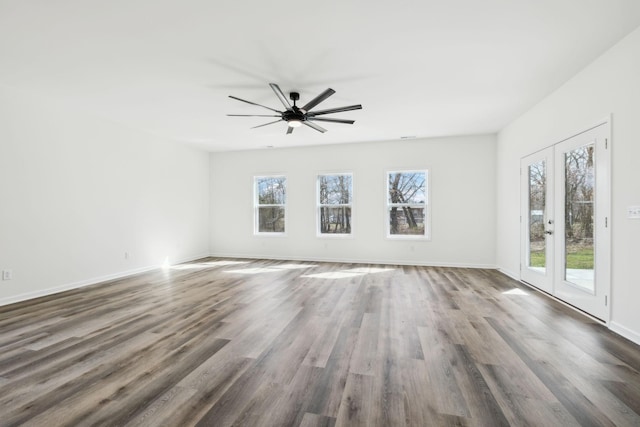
[228,83,362,134]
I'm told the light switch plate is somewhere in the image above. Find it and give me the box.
[628,206,640,219]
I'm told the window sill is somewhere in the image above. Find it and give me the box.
[316,233,354,239]
[386,234,431,241]
[254,232,287,237]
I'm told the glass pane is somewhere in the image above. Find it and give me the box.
[564,144,595,291]
[389,207,425,235]
[319,206,352,234]
[528,160,546,271]
[257,177,286,205]
[388,172,426,204]
[258,207,285,233]
[319,175,352,205]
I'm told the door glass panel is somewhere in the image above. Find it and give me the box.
[528,160,546,271]
[564,143,595,292]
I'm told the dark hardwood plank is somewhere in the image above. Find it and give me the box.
[334,373,375,426]
[450,344,509,426]
[299,412,336,427]
[486,317,617,426]
[477,363,580,426]
[0,258,638,426]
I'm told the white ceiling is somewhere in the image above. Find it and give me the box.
[2,1,640,152]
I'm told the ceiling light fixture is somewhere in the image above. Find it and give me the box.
[288,119,302,128]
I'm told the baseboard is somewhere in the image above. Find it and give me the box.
[208,252,497,270]
[0,252,210,307]
[609,321,640,346]
[171,252,212,265]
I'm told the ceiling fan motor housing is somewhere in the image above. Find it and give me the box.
[283,108,305,123]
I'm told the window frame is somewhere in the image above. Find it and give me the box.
[385,169,430,240]
[316,172,354,238]
[254,175,287,236]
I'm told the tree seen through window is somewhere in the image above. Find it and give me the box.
[318,174,352,235]
[255,176,286,233]
[387,171,427,237]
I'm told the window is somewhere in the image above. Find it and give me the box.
[387,170,428,238]
[318,173,353,235]
[254,176,286,234]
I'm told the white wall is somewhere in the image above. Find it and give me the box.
[0,86,211,305]
[496,27,640,342]
[210,135,496,268]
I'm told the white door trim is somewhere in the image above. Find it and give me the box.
[519,117,611,323]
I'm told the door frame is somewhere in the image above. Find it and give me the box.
[520,117,611,323]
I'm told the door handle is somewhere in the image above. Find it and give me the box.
[545,230,553,235]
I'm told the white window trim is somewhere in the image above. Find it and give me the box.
[316,172,354,238]
[385,169,430,240]
[254,175,287,236]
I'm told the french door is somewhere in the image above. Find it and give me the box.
[520,122,610,321]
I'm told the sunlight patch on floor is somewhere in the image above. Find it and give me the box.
[224,267,278,275]
[302,267,395,280]
[224,264,317,275]
[301,271,364,279]
[344,267,395,274]
[502,288,530,296]
[275,264,318,270]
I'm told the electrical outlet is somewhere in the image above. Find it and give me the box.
[124,252,130,260]
[628,206,640,219]
[2,270,13,281]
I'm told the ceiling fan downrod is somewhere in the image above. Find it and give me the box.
[285,92,304,127]
[289,91,300,106]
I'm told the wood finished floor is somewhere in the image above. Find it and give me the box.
[1,259,640,427]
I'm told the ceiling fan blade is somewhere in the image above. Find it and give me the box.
[251,119,283,129]
[300,88,336,112]
[303,121,327,133]
[286,126,294,135]
[269,83,292,110]
[307,117,355,125]
[227,114,281,117]
[229,95,282,113]
[307,104,362,117]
